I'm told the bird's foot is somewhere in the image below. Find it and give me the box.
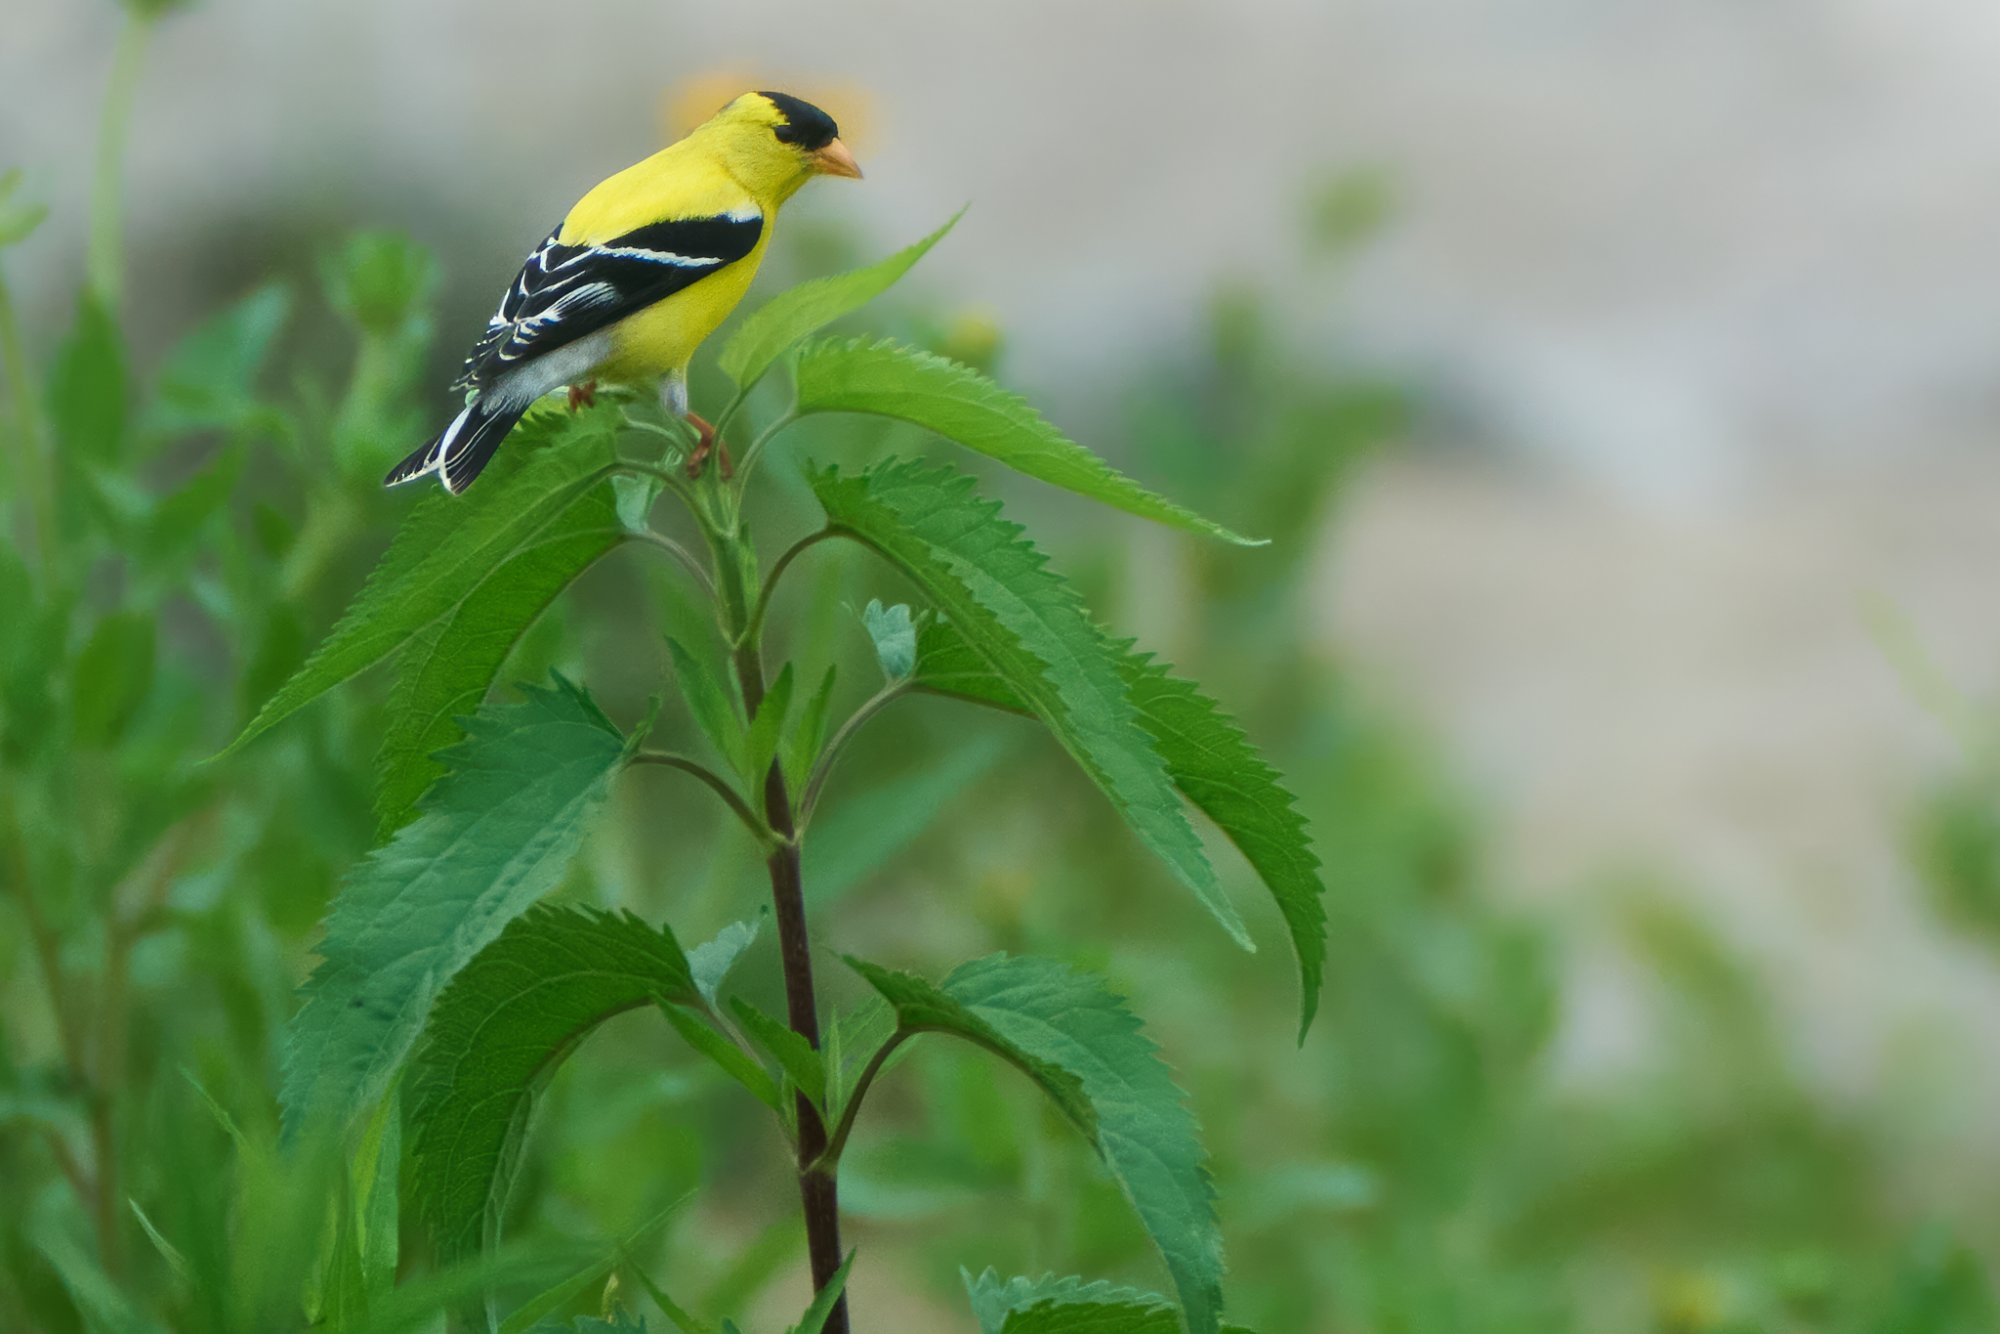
[566,380,598,411]
[682,412,735,480]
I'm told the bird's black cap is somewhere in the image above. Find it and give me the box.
[760,91,839,150]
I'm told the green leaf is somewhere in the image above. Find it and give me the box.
[319,1090,403,1326]
[859,599,918,681]
[946,955,1225,1334]
[357,1090,402,1297]
[70,610,155,747]
[786,1254,853,1334]
[781,666,837,793]
[795,338,1259,546]
[144,284,292,439]
[743,662,795,791]
[916,621,1325,1038]
[613,472,665,531]
[138,440,246,563]
[281,676,628,1139]
[688,917,761,1008]
[223,406,620,756]
[659,1004,781,1113]
[729,998,827,1112]
[719,209,963,388]
[811,459,1243,947]
[410,905,698,1260]
[375,461,625,837]
[667,636,746,775]
[1001,1300,1180,1334]
[964,1271,1173,1334]
[498,1199,683,1334]
[323,230,442,338]
[845,957,1094,1140]
[49,294,127,465]
[628,1263,720,1334]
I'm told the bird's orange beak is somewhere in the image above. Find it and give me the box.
[812,139,863,179]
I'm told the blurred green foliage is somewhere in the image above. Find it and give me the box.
[4,30,2000,1334]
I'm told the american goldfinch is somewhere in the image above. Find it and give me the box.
[385,91,861,493]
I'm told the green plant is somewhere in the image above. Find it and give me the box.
[217,204,1322,1333]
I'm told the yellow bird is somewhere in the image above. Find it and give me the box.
[385,91,861,493]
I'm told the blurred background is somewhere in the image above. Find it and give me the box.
[5,0,2000,1330]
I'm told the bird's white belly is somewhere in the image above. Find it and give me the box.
[484,330,613,411]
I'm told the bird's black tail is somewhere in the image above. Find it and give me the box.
[383,399,527,494]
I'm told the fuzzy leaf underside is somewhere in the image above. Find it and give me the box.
[794,337,1258,546]
[375,474,625,837]
[280,677,627,1139]
[845,958,1095,1140]
[718,209,963,389]
[809,459,1242,946]
[225,405,620,756]
[945,955,1226,1334]
[410,905,698,1261]
[915,619,1326,1038]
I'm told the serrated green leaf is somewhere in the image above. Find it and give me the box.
[786,1253,852,1334]
[224,406,620,756]
[375,463,625,838]
[781,666,837,794]
[1002,1300,1180,1334]
[729,998,826,1112]
[144,284,291,439]
[49,294,127,466]
[845,957,1094,1142]
[659,1004,781,1112]
[281,676,627,1139]
[964,1270,1173,1334]
[410,905,697,1260]
[70,610,154,747]
[915,621,1325,1038]
[719,209,962,388]
[946,955,1224,1334]
[860,599,918,681]
[796,338,1258,546]
[667,636,747,776]
[811,459,1243,947]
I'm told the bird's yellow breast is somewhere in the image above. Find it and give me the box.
[596,225,771,384]
[560,139,776,384]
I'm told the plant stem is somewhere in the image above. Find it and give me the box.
[707,520,851,1334]
[814,1029,913,1173]
[89,13,152,311]
[741,528,835,648]
[799,683,907,828]
[630,750,768,842]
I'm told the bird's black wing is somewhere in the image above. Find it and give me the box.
[453,210,764,393]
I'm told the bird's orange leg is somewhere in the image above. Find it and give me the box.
[566,380,598,411]
[682,412,736,480]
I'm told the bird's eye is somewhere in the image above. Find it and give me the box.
[772,122,800,144]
